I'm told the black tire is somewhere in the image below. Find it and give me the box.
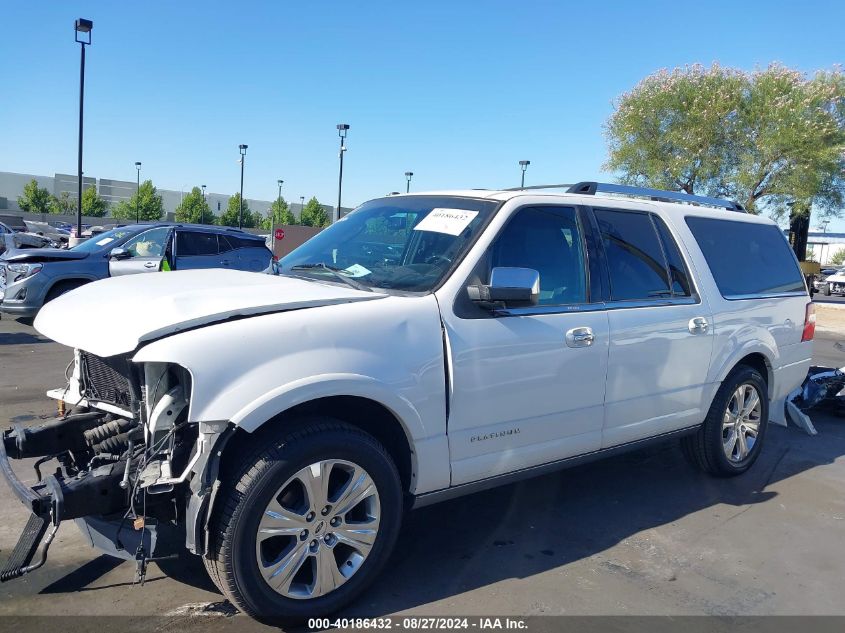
[823,283,831,296]
[681,365,769,477]
[44,280,86,303]
[205,419,402,621]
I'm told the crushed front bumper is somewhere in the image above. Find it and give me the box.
[0,423,131,581]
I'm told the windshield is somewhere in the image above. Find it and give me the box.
[280,196,498,292]
[70,227,140,253]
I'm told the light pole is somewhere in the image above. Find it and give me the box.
[336,123,349,223]
[405,171,413,193]
[238,144,248,228]
[201,184,206,224]
[134,162,141,223]
[74,18,93,239]
[300,196,305,220]
[277,179,284,214]
[519,160,530,189]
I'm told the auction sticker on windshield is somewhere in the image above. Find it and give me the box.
[342,263,372,278]
[413,208,478,236]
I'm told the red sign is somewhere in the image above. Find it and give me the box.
[274,228,285,241]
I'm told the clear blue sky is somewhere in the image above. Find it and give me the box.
[2,1,843,225]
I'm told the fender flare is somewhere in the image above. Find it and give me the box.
[711,340,777,385]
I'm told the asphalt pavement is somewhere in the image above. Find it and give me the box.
[1,316,845,630]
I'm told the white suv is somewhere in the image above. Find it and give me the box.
[2,182,813,619]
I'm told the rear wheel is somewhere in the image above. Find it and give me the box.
[681,365,768,477]
[205,420,402,621]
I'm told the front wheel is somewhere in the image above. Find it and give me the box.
[681,365,769,477]
[205,420,403,621]
[823,283,831,296]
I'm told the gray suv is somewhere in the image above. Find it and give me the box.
[0,223,272,319]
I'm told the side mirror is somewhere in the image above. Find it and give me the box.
[467,267,540,308]
[109,247,131,260]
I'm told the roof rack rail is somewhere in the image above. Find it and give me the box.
[566,181,746,212]
[503,183,574,191]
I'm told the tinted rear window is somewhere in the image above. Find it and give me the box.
[594,209,672,301]
[685,217,805,297]
[177,231,219,256]
[225,234,263,249]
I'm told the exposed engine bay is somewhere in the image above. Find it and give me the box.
[0,351,207,584]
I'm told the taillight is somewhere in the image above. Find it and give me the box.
[272,255,279,262]
[801,302,816,342]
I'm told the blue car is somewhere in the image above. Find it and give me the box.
[0,223,273,320]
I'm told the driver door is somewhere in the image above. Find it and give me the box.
[441,205,610,485]
[109,227,173,277]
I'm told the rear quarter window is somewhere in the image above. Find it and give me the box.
[685,217,805,298]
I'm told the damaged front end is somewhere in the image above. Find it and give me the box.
[0,350,217,584]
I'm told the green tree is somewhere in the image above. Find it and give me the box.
[112,180,164,221]
[81,186,108,217]
[174,187,211,224]
[51,191,76,215]
[605,63,845,217]
[219,193,256,227]
[17,179,55,214]
[269,196,297,226]
[299,197,330,227]
[829,249,845,266]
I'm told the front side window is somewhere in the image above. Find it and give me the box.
[280,196,497,292]
[122,227,171,258]
[490,206,587,305]
[594,209,672,301]
[177,231,219,256]
[685,217,805,297]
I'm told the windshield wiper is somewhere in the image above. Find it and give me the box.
[289,263,372,292]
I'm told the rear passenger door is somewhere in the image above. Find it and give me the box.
[591,208,714,447]
[174,230,222,270]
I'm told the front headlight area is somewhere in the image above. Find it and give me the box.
[6,262,42,284]
[139,362,198,493]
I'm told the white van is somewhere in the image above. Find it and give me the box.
[2,182,813,619]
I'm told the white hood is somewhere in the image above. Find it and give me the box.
[34,269,383,357]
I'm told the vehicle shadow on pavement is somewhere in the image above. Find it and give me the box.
[348,415,845,616]
[0,332,50,346]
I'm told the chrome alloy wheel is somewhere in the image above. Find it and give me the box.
[722,383,762,463]
[255,460,381,600]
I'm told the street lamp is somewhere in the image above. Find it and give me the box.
[201,184,206,224]
[336,123,350,223]
[74,18,93,239]
[275,179,284,225]
[300,196,305,219]
[519,160,530,189]
[238,144,248,228]
[405,171,414,193]
[134,162,141,223]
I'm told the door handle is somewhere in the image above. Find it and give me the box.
[144,261,157,269]
[566,326,595,348]
[221,259,231,266]
[688,316,709,334]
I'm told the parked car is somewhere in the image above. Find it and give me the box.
[0,222,60,255]
[820,267,845,295]
[24,220,70,247]
[0,214,28,233]
[1,183,812,620]
[0,223,272,319]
